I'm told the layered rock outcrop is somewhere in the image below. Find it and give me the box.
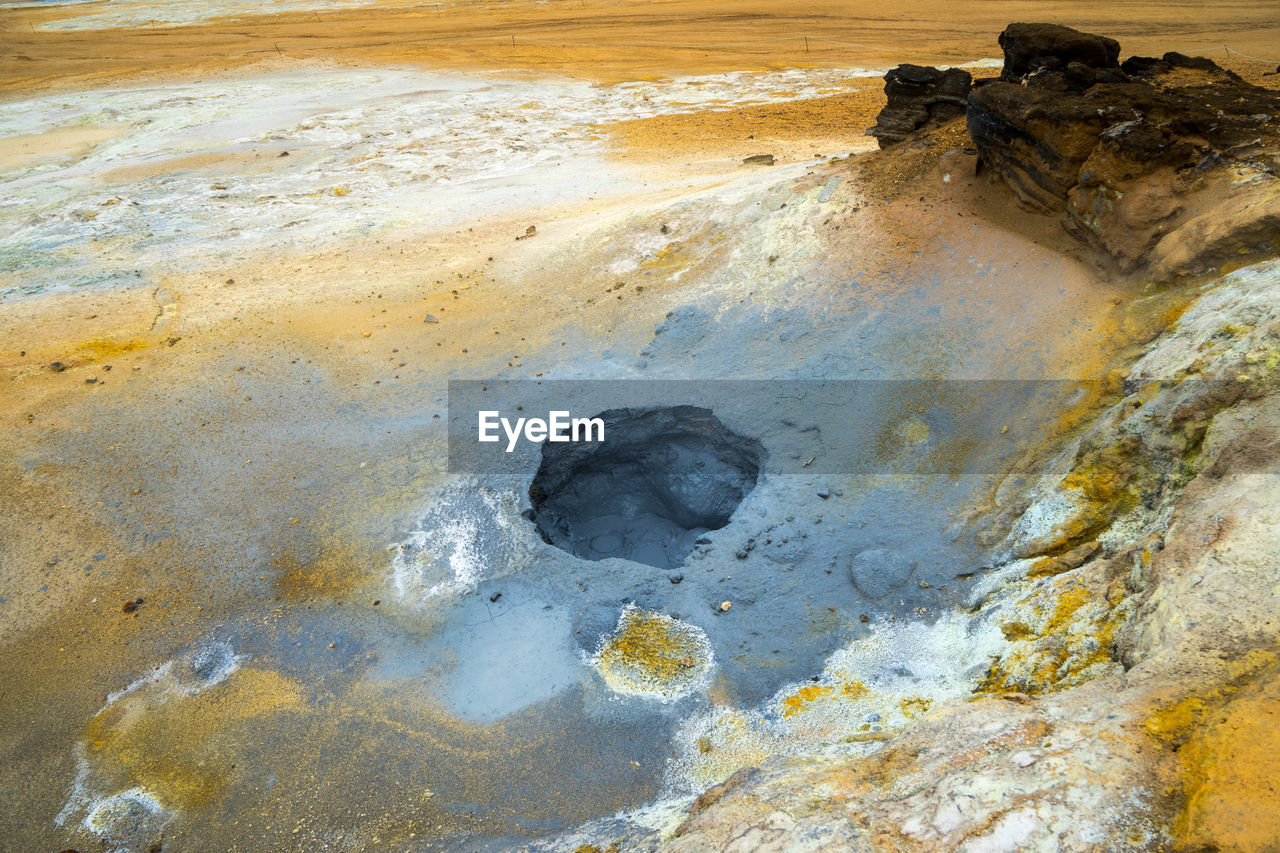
[867,64,972,148]
[968,24,1280,279]
[997,22,1120,81]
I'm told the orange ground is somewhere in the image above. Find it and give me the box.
[3,0,1279,95]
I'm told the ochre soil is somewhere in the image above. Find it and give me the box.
[3,2,1280,848]
[2,0,1278,95]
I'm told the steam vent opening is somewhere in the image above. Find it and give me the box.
[528,406,764,569]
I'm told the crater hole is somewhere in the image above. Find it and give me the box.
[528,406,763,569]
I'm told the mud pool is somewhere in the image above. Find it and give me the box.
[0,54,1131,853]
[528,406,764,570]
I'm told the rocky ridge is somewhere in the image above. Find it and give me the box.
[867,23,1280,280]
[967,25,1280,280]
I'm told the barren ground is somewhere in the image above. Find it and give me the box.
[2,2,1278,850]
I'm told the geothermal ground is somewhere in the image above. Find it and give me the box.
[2,2,1279,852]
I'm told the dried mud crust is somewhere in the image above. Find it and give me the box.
[605,82,885,167]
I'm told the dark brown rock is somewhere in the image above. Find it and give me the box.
[968,31,1280,278]
[998,22,1120,82]
[868,64,972,148]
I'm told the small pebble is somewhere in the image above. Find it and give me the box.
[1011,750,1038,767]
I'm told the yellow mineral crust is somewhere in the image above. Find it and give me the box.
[980,578,1129,696]
[1144,653,1280,851]
[592,606,713,701]
[84,666,303,811]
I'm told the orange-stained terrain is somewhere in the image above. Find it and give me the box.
[3,2,1280,851]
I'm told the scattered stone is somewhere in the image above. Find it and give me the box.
[515,225,537,240]
[49,362,66,372]
[719,600,732,612]
[1011,750,1039,767]
[84,377,97,384]
[670,574,683,584]
[859,613,870,623]
[742,154,775,166]
[424,314,439,323]
[278,151,289,157]
[122,598,143,614]
[848,548,916,600]
[817,488,830,499]
[868,64,972,148]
